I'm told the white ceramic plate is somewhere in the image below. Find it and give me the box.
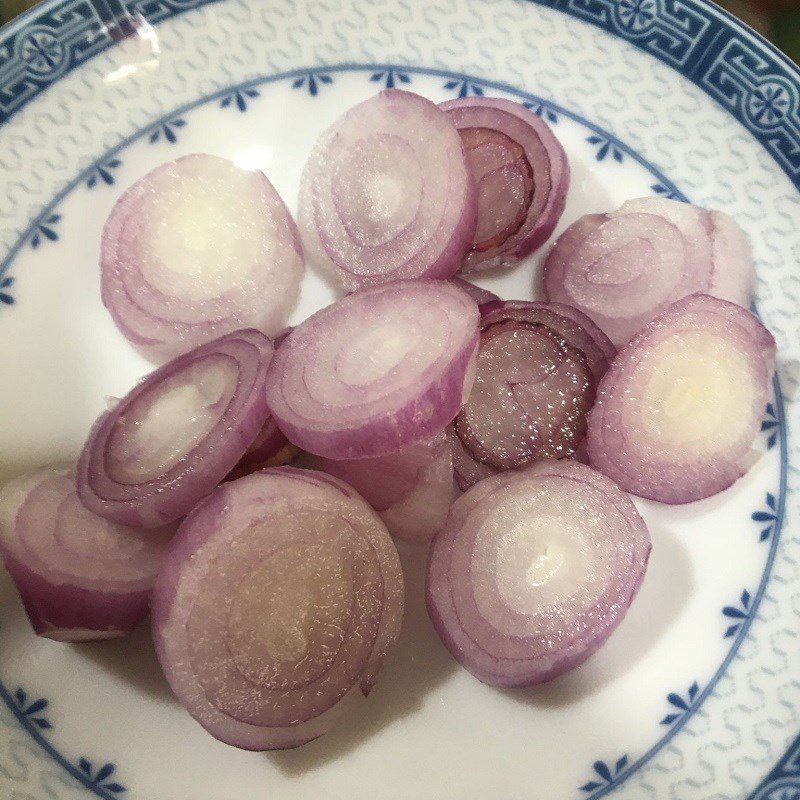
[0,2,797,798]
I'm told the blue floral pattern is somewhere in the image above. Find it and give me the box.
[752,494,778,542]
[723,589,752,638]
[762,403,780,450]
[17,29,67,77]
[86,159,122,189]
[149,118,187,144]
[746,82,791,129]
[651,182,680,199]
[29,214,60,249]
[0,276,13,306]
[523,100,559,124]
[77,760,126,795]
[443,78,484,98]
[587,134,624,162]
[660,681,700,725]
[291,72,333,96]
[580,756,629,792]
[220,88,260,112]
[616,0,656,33]
[12,688,51,730]
[370,69,410,89]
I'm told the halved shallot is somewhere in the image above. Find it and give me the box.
[314,431,454,544]
[426,459,650,686]
[151,467,404,750]
[78,329,273,528]
[587,294,775,503]
[0,467,172,641]
[102,154,303,360]
[451,301,614,488]
[542,197,756,346]
[298,89,477,290]
[265,280,480,459]
[441,97,569,272]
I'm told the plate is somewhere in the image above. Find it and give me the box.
[0,1,797,799]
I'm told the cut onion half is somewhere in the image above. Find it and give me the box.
[265,280,480,459]
[441,97,569,272]
[426,459,650,686]
[298,89,477,290]
[151,467,404,750]
[78,329,273,528]
[451,301,614,488]
[587,294,775,503]
[314,431,454,544]
[542,197,756,346]
[0,467,173,641]
[102,154,304,361]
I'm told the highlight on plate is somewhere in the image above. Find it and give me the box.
[0,88,774,751]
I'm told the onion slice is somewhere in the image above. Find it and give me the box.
[226,417,297,482]
[441,97,569,272]
[314,431,454,544]
[151,467,404,750]
[451,301,614,488]
[426,459,651,686]
[298,89,477,290]
[102,154,304,361]
[78,329,273,528]
[587,294,775,503]
[0,466,173,641]
[542,197,756,346]
[265,280,480,459]
[448,277,500,311]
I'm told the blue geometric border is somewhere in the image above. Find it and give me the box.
[0,0,798,187]
[0,60,792,800]
[749,730,800,800]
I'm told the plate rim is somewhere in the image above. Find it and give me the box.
[0,1,797,798]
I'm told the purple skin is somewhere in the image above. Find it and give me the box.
[587,293,775,503]
[78,329,273,528]
[101,154,304,362]
[265,281,480,460]
[425,460,650,687]
[151,468,404,750]
[298,90,478,291]
[447,277,501,309]
[2,549,149,641]
[441,97,570,272]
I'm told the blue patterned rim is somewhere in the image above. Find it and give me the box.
[0,2,796,799]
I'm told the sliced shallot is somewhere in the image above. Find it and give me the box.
[451,301,614,488]
[542,197,756,346]
[426,459,650,686]
[587,294,775,503]
[265,280,480,459]
[314,431,454,544]
[78,329,273,528]
[448,276,500,310]
[441,97,569,272]
[102,154,304,360]
[0,467,172,641]
[298,89,477,290]
[226,417,297,482]
[151,467,404,750]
